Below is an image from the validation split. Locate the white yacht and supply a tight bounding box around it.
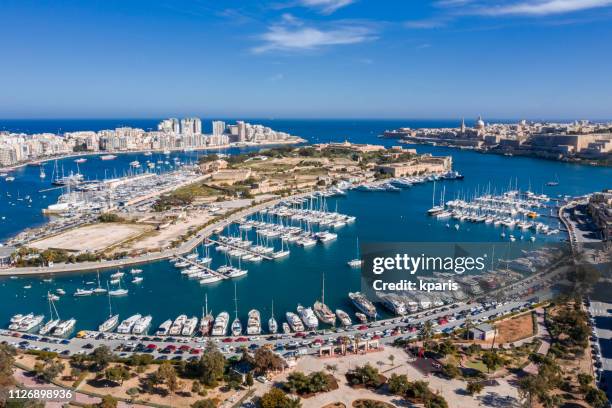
[131,276,144,284]
[132,315,153,335]
[335,309,352,326]
[156,319,173,336]
[110,271,124,279]
[286,312,304,332]
[246,309,261,335]
[74,288,93,297]
[169,315,187,336]
[297,305,318,330]
[98,314,119,333]
[348,292,377,319]
[282,322,291,334]
[130,268,143,274]
[117,314,141,334]
[52,318,76,337]
[212,312,229,336]
[181,317,198,336]
[268,300,278,334]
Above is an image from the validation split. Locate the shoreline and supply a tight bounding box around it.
[0,191,313,277]
[0,138,305,173]
[396,137,612,167]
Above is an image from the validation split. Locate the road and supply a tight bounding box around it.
[589,300,612,399]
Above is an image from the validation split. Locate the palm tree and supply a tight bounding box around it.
[419,321,433,349]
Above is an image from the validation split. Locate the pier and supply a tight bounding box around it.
[206,238,274,260]
[172,255,229,280]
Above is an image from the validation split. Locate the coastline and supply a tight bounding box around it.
[0,190,313,277]
[396,137,612,167]
[0,138,305,173]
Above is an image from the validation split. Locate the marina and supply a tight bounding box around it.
[1,121,610,339]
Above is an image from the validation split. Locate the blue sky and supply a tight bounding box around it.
[1,0,611,119]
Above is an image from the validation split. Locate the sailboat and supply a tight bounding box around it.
[347,237,363,267]
[39,166,46,179]
[199,294,214,336]
[92,271,107,294]
[546,173,560,186]
[313,273,336,325]
[427,181,445,215]
[268,300,278,334]
[39,293,61,335]
[231,284,242,336]
[99,283,119,332]
[109,278,128,296]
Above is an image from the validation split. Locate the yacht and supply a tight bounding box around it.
[156,319,173,336]
[74,288,93,297]
[282,322,291,334]
[110,271,124,279]
[199,273,222,285]
[117,314,142,334]
[132,315,152,335]
[297,305,319,330]
[52,318,76,337]
[212,312,229,336]
[381,296,407,315]
[39,319,60,336]
[130,268,143,274]
[131,276,144,284]
[169,315,187,336]
[335,309,352,326]
[349,292,377,319]
[231,285,242,336]
[109,279,128,297]
[100,154,117,161]
[181,317,198,336]
[246,310,261,335]
[98,314,119,333]
[92,271,107,294]
[355,312,368,323]
[74,158,87,164]
[347,259,363,268]
[286,312,305,332]
[313,301,336,325]
[17,314,45,332]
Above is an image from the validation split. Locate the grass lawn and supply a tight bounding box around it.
[464,359,488,373]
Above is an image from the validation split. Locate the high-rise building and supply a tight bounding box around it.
[212,121,226,137]
[181,117,202,135]
[237,121,247,142]
[158,118,180,134]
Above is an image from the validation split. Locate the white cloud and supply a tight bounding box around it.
[252,24,376,53]
[476,0,612,16]
[299,0,356,14]
[404,18,447,28]
[268,73,285,81]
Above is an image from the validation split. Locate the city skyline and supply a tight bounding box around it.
[1,0,612,119]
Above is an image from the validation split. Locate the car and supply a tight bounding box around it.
[222,338,234,343]
[83,343,94,349]
[256,376,268,383]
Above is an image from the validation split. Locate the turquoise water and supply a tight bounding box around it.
[0,119,610,333]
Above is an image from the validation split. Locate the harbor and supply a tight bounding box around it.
[1,123,610,340]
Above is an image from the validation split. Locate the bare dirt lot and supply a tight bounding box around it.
[30,223,153,252]
[495,313,536,344]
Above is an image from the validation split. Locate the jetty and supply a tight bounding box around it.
[206,238,273,261]
[172,255,229,280]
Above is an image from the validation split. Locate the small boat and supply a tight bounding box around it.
[355,312,368,323]
[74,288,93,297]
[335,309,352,326]
[74,158,87,164]
[268,300,278,334]
[282,322,291,334]
[100,154,117,161]
[156,319,173,336]
[131,277,143,284]
[130,268,143,274]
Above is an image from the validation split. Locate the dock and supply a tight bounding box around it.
[206,238,274,261]
[173,255,229,280]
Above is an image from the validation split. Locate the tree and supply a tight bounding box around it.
[388,354,395,366]
[157,362,179,393]
[388,373,410,396]
[585,386,609,408]
[0,343,16,387]
[197,341,226,387]
[69,367,82,380]
[245,372,254,389]
[517,375,541,408]
[191,399,218,408]
[98,394,118,408]
[324,364,337,375]
[92,345,114,371]
[34,360,65,382]
[253,347,284,375]
[466,381,484,395]
[348,364,380,388]
[481,350,503,373]
[105,365,131,385]
[260,388,302,408]
[419,321,434,347]
[441,363,460,379]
